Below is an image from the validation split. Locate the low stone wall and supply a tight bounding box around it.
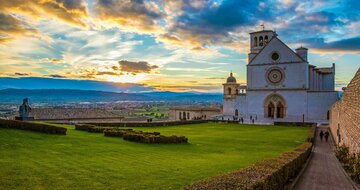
[330,68,360,154]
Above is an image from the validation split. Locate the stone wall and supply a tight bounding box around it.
[330,68,360,153]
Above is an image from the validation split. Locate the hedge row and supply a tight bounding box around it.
[335,145,360,183]
[74,124,94,131]
[185,142,312,190]
[0,119,67,135]
[274,122,315,127]
[75,124,118,133]
[85,120,207,127]
[104,128,188,144]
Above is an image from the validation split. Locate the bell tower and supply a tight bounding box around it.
[248,29,277,62]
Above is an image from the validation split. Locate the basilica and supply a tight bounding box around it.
[221,29,338,123]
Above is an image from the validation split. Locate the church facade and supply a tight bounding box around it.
[222,30,338,123]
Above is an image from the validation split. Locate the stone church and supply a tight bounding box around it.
[222,29,338,123]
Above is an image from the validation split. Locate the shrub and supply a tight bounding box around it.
[0,119,66,135]
[75,124,94,131]
[103,128,188,144]
[85,120,207,128]
[185,142,312,190]
[335,145,350,163]
[335,145,360,183]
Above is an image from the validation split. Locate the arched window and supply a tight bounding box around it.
[183,112,186,120]
[187,112,190,119]
[259,36,264,46]
[264,35,268,44]
[235,89,239,95]
[254,37,258,47]
[235,109,239,116]
[228,87,232,95]
[327,110,330,120]
[179,112,182,120]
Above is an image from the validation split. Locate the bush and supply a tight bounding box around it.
[104,128,188,144]
[335,145,360,183]
[185,142,312,190]
[75,124,95,131]
[85,120,207,128]
[0,119,66,135]
[336,145,350,163]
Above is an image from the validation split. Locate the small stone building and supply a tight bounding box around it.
[330,68,360,153]
[169,107,221,121]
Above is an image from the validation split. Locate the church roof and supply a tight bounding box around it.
[249,30,275,34]
[248,36,306,65]
[317,67,334,74]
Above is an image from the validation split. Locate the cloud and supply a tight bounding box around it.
[118,60,158,74]
[15,72,29,76]
[94,0,164,33]
[159,0,274,50]
[302,37,360,53]
[0,0,89,28]
[96,71,122,76]
[46,74,67,78]
[40,58,65,63]
[0,13,39,43]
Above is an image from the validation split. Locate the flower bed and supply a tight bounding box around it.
[0,119,66,135]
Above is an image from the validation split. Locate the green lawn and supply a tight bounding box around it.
[0,123,309,190]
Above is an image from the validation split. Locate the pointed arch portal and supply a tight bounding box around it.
[264,94,286,119]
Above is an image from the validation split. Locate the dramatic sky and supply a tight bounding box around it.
[0,0,359,92]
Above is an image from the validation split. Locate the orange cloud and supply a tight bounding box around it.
[0,0,88,28]
[94,0,164,33]
[0,13,40,43]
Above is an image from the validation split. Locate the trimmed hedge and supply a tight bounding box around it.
[74,124,95,131]
[75,124,115,133]
[335,145,360,183]
[274,122,315,127]
[185,142,312,190]
[104,128,188,144]
[85,120,207,128]
[0,119,66,135]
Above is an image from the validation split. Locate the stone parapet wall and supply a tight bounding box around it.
[330,68,360,153]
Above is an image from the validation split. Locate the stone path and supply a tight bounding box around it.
[294,126,358,190]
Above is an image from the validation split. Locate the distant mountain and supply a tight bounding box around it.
[0,89,223,104]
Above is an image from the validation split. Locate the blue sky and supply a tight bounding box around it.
[0,0,359,92]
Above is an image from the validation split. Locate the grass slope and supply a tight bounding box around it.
[0,123,308,190]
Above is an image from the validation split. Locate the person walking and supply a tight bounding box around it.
[325,131,330,142]
[319,130,324,141]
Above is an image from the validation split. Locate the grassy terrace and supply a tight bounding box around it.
[0,122,309,190]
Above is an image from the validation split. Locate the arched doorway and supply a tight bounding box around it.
[264,94,286,119]
[276,102,285,118]
[183,112,186,120]
[179,112,182,120]
[228,87,232,95]
[267,102,275,118]
[235,109,239,116]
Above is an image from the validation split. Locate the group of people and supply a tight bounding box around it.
[319,130,330,142]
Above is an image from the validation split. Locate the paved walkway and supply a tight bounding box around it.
[294,126,358,190]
